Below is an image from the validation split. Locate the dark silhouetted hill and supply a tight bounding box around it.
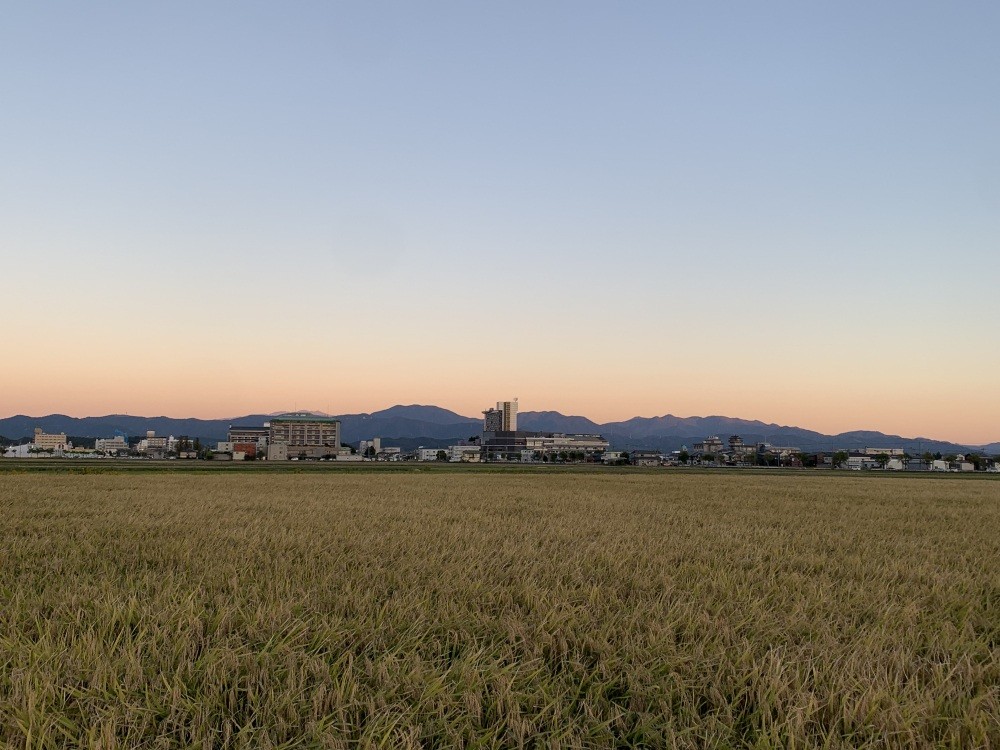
[0,406,990,455]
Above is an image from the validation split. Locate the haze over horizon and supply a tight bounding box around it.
[2,400,997,448]
[2,3,998,445]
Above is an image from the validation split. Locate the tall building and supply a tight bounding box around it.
[499,399,517,431]
[483,399,517,432]
[483,408,503,432]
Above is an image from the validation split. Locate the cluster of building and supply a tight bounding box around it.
[2,428,186,459]
[2,401,614,464]
[675,436,996,472]
[478,399,610,462]
[5,412,998,472]
[218,401,611,464]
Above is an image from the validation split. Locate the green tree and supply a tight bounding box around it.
[875,453,890,469]
[832,450,849,469]
[436,450,448,462]
[678,450,689,464]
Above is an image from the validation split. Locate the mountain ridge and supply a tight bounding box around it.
[0,406,993,455]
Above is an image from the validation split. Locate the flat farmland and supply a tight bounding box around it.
[0,472,997,749]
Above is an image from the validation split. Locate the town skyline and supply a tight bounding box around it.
[1,397,997,449]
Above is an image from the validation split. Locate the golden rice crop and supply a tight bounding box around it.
[0,471,997,748]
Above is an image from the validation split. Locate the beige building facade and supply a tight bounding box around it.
[267,413,341,459]
[33,428,68,451]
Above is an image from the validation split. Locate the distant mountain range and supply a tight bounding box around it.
[1,406,996,455]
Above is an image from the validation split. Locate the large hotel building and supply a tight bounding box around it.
[265,413,342,460]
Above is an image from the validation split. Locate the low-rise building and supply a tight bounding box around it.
[228,426,268,455]
[847,455,879,470]
[449,445,482,462]
[231,442,259,458]
[727,435,755,459]
[693,436,724,454]
[630,450,661,466]
[32,428,68,451]
[135,431,174,457]
[416,448,444,461]
[359,438,382,457]
[95,436,129,453]
[482,431,609,461]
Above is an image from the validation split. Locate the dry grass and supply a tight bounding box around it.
[0,472,997,748]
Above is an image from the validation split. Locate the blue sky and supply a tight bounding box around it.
[1,2,998,441]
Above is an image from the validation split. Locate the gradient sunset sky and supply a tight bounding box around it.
[2,2,998,444]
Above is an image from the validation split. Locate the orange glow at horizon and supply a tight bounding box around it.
[4,359,998,446]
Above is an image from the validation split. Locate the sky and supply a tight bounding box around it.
[1,2,998,443]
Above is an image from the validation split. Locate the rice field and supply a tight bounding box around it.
[0,471,997,748]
